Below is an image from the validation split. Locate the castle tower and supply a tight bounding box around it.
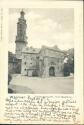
[15,10,27,58]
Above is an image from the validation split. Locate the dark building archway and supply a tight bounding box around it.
[32,70,38,77]
[49,67,55,76]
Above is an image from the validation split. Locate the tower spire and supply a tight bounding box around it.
[20,9,25,18]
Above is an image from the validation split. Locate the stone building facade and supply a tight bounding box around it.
[15,10,65,77]
[8,52,21,74]
[21,46,65,77]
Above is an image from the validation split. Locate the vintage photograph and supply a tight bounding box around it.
[8,8,74,94]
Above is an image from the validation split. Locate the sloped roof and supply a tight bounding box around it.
[41,45,65,54]
[22,46,40,54]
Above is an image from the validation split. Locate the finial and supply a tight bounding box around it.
[20,9,25,17]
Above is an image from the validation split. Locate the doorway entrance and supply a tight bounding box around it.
[49,67,55,76]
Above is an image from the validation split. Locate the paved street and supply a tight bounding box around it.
[9,74,74,94]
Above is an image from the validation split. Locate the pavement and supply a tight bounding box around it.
[8,74,74,94]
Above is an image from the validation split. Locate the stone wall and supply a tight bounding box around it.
[39,48,64,77]
[21,52,39,76]
[21,47,65,77]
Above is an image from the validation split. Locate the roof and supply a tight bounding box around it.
[22,45,66,55]
[40,45,65,54]
[22,47,40,54]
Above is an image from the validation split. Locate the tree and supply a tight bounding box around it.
[63,62,70,76]
[63,55,74,76]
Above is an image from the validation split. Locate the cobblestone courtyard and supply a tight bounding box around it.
[9,74,74,94]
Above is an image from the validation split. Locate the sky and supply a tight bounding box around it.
[9,8,74,53]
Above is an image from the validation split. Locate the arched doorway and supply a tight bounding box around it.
[49,67,55,76]
[32,70,38,77]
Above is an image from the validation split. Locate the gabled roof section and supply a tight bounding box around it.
[22,46,40,54]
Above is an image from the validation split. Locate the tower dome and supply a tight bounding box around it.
[20,10,25,18]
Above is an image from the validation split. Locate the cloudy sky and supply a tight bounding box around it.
[9,8,74,53]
